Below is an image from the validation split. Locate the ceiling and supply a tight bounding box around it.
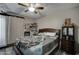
[0,3,79,19]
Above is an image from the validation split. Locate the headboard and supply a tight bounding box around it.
[39,28,59,33]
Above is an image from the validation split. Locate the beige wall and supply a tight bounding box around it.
[36,7,79,29]
[36,7,79,43]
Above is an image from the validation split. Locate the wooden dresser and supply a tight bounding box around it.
[61,26,75,54]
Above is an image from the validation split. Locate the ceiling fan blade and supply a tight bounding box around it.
[36,7,44,10]
[18,3,27,7]
[25,9,29,12]
[34,11,38,14]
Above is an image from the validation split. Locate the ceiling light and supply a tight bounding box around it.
[28,7,35,12]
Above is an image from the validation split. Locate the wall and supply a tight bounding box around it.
[36,7,79,29]
[36,7,79,43]
[8,17,35,44]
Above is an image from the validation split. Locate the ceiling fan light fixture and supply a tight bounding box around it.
[28,7,35,12]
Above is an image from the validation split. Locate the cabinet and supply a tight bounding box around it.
[61,26,75,54]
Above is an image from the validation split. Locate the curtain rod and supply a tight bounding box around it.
[0,13,25,19]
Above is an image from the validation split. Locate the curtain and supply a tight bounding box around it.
[0,15,7,47]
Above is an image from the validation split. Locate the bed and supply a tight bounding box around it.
[14,28,60,55]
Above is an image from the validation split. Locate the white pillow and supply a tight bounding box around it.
[44,32,56,36]
[39,32,56,36]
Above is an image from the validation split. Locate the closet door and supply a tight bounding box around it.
[0,15,7,47]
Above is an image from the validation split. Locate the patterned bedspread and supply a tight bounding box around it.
[16,36,59,55]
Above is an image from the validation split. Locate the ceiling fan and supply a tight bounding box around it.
[18,3,44,14]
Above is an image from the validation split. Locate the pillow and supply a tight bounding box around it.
[44,32,56,36]
[39,32,56,36]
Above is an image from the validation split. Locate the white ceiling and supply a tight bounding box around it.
[0,3,79,19]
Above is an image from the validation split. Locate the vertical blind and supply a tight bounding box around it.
[0,15,7,47]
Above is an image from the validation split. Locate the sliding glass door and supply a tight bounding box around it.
[0,15,7,47]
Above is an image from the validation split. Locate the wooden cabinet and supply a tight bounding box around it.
[61,26,75,54]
